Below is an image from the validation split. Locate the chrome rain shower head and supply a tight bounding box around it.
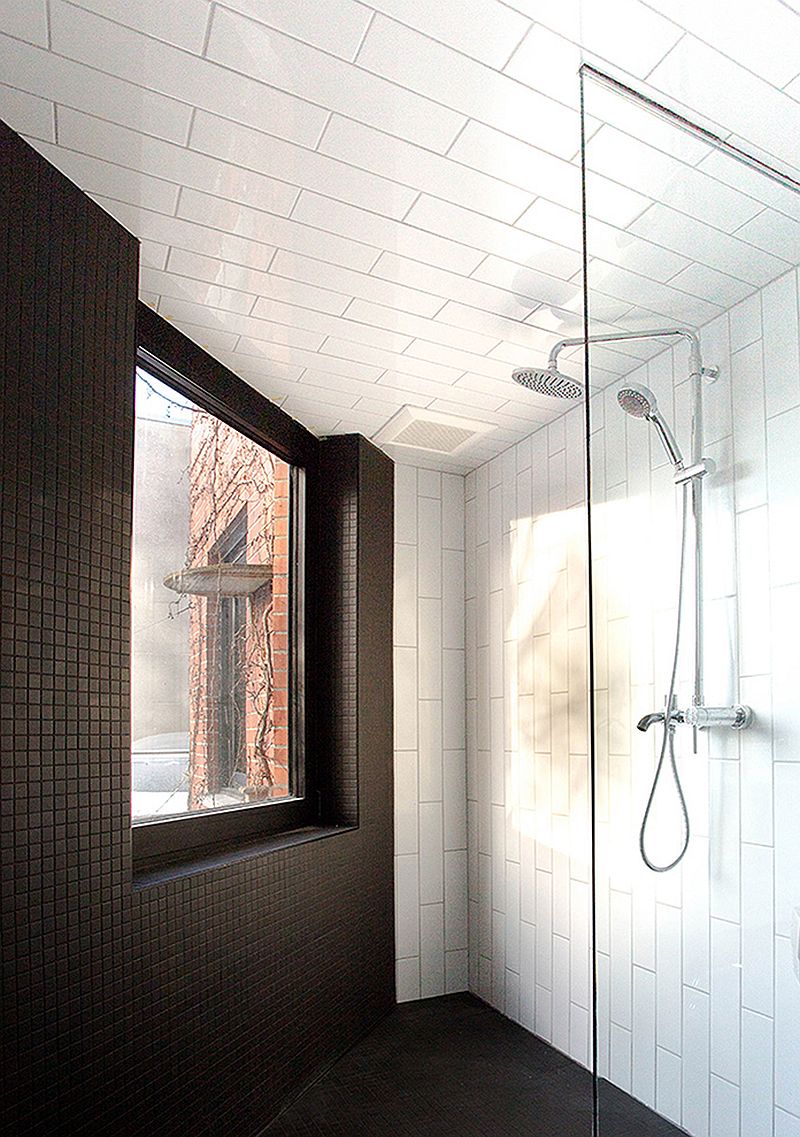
[511,366,583,399]
[617,381,684,469]
[513,327,704,408]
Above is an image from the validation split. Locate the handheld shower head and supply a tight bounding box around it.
[512,365,583,399]
[617,382,684,469]
[617,383,658,419]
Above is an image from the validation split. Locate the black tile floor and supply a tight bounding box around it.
[263,994,687,1137]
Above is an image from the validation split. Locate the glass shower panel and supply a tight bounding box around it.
[582,68,800,1137]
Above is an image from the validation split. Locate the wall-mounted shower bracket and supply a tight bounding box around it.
[702,365,720,382]
[674,457,715,485]
[682,704,753,730]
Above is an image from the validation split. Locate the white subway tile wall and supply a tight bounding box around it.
[394,464,468,1000]
[465,407,592,1057]
[461,266,800,1137]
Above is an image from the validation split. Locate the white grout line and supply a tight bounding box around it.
[311,110,334,154]
[350,7,376,65]
[466,253,490,281]
[398,191,422,224]
[642,29,687,84]
[183,105,198,149]
[498,18,533,75]
[286,186,304,221]
[200,2,216,59]
[365,247,385,274]
[442,115,473,158]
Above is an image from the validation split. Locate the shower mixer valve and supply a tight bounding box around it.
[682,703,753,730]
[637,701,753,733]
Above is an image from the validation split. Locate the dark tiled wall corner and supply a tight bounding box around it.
[0,124,395,1136]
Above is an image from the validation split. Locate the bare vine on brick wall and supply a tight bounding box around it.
[186,412,281,810]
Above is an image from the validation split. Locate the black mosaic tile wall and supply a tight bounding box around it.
[0,123,395,1136]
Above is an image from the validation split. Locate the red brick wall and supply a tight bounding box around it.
[186,411,290,809]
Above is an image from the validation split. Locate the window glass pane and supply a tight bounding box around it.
[131,367,296,821]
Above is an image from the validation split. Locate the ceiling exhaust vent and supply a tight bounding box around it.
[373,405,490,455]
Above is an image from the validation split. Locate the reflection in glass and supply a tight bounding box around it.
[583,66,800,1137]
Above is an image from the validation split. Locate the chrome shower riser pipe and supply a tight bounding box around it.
[684,335,709,748]
[545,326,702,372]
[690,359,704,751]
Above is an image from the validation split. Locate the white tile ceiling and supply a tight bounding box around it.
[2,0,800,471]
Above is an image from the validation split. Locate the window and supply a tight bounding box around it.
[130,304,387,876]
[131,345,311,866]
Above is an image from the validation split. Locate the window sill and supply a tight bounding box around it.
[132,822,357,890]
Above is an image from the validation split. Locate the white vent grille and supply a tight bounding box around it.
[373,405,489,454]
[391,419,475,453]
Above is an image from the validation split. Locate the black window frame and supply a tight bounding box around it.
[132,305,321,872]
